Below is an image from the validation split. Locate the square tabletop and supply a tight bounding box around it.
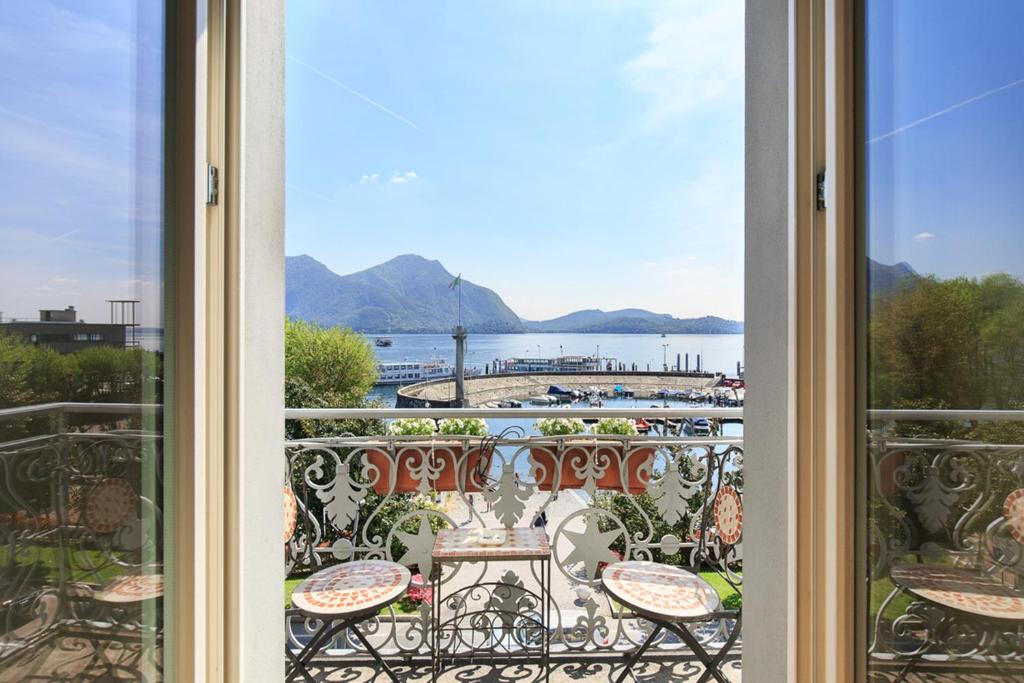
[432,527,551,562]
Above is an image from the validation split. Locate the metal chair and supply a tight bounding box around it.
[286,560,411,683]
[887,487,1024,682]
[601,451,742,683]
[284,468,414,683]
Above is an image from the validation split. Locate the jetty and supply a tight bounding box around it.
[396,370,720,408]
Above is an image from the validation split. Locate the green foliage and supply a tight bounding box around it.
[591,491,699,565]
[533,417,586,436]
[0,331,159,410]
[387,417,437,436]
[437,417,488,436]
[285,317,378,407]
[593,417,639,436]
[869,272,1024,409]
[284,318,383,440]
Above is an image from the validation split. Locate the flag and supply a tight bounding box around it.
[448,274,462,289]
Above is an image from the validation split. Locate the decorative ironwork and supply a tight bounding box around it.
[284,411,744,666]
[866,422,1024,674]
[0,405,164,680]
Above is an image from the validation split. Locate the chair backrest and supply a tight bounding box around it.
[987,487,1024,582]
[691,444,743,597]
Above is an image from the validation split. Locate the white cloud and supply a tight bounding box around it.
[623,0,744,129]
[389,170,419,184]
[359,173,379,184]
[913,231,935,241]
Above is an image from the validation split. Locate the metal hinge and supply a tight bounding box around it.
[815,169,827,211]
[207,164,219,206]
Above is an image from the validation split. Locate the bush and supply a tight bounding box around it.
[285,318,377,407]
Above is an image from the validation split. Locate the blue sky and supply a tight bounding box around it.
[0,1,164,326]
[866,1,1024,280]
[286,1,745,320]
[2,2,1021,328]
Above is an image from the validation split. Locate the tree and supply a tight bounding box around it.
[284,318,378,408]
[869,276,981,408]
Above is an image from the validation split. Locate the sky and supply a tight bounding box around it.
[285,1,746,321]
[2,2,1021,328]
[865,1,1024,280]
[0,1,164,327]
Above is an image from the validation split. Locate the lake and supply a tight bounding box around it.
[367,332,744,375]
[367,332,744,408]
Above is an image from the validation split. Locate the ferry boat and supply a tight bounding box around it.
[375,360,478,385]
[497,355,607,374]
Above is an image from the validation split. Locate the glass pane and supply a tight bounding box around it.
[0,2,169,679]
[861,1,1024,679]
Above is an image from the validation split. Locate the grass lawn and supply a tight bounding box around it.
[700,571,742,609]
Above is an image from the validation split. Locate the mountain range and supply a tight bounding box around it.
[285,254,745,334]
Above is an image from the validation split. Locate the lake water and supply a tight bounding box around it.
[368,332,744,375]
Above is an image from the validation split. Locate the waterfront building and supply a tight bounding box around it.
[0,306,127,353]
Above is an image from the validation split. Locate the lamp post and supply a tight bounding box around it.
[662,343,669,372]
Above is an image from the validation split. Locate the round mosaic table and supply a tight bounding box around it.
[891,564,1024,621]
[601,560,720,622]
[291,560,411,618]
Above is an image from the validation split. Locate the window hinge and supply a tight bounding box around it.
[207,164,219,206]
[815,169,827,211]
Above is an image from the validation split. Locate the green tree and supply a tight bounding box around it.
[0,331,34,408]
[284,318,377,408]
[869,276,981,408]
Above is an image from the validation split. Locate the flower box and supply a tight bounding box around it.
[364,442,492,494]
[530,440,653,493]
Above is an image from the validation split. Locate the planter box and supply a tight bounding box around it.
[530,440,653,493]
[365,442,491,494]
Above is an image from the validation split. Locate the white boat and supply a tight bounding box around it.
[375,359,474,385]
[529,395,557,405]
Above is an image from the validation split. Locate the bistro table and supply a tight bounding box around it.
[430,527,551,681]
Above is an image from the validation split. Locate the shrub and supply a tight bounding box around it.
[534,416,586,436]
[285,318,377,407]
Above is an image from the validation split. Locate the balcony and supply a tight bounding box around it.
[284,407,743,682]
[1,404,1022,681]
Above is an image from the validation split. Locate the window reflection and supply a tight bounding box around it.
[0,2,168,680]
[862,1,1024,679]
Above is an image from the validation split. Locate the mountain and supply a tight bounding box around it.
[286,254,524,333]
[523,309,743,334]
[868,258,918,296]
[286,254,744,334]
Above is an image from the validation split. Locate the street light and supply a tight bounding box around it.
[662,343,669,372]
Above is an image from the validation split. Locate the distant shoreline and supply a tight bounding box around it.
[361,330,744,335]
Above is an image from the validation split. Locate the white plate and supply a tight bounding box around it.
[477,530,507,546]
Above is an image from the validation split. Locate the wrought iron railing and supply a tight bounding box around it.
[284,407,744,662]
[865,410,1024,667]
[0,402,163,675]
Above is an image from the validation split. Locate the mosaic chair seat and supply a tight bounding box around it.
[284,479,413,683]
[602,476,742,683]
[886,487,1024,682]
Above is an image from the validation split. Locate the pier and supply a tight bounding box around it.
[396,370,720,408]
